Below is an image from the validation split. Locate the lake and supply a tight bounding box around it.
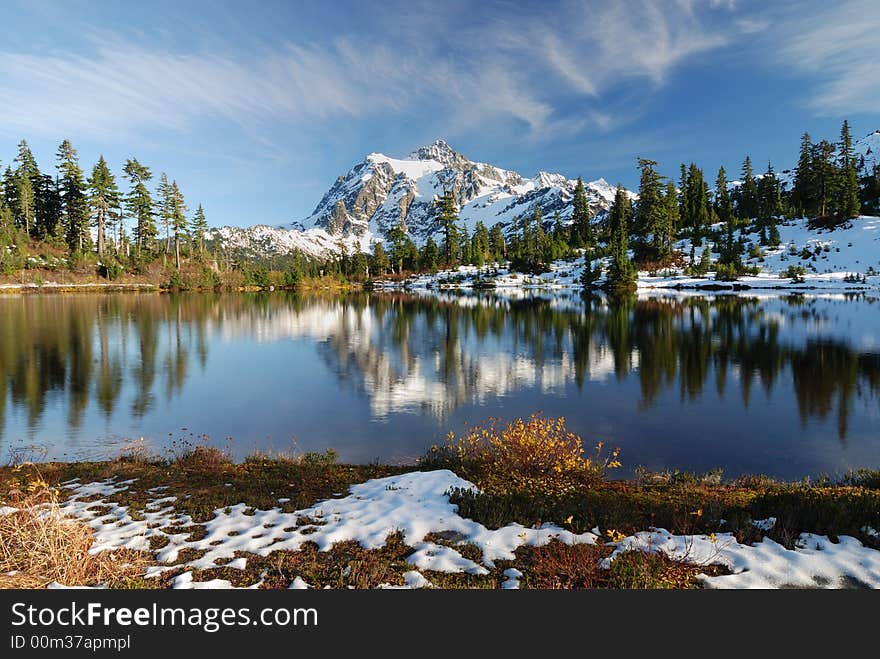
[0,290,878,479]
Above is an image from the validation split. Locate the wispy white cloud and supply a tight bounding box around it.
[769,0,880,116]
[0,0,750,142]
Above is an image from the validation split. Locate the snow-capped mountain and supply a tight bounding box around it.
[208,139,622,259]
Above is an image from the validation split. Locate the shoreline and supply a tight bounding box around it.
[2,454,878,590]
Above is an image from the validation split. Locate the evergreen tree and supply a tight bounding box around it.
[34,174,62,239]
[634,158,665,260]
[56,140,90,253]
[12,140,39,237]
[123,159,157,259]
[190,204,208,256]
[662,181,679,254]
[686,163,709,245]
[814,140,837,218]
[793,132,815,217]
[157,173,173,255]
[372,241,390,275]
[605,185,636,290]
[678,163,688,226]
[838,120,860,219]
[471,221,490,267]
[757,161,781,222]
[387,220,407,274]
[739,156,758,220]
[170,180,187,269]
[488,223,505,262]
[714,166,733,226]
[433,189,459,266]
[571,177,591,248]
[87,155,120,257]
[420,236,439,271]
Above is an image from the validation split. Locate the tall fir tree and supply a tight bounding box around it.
[170,180,187,269]
[838,120,860,218]
[56,140,90,253]
[433,189,460,266]
[372,241,389,275]
[123,158,157,259]
[739,156,758,221]
[634,158,665,260]
[87,156,120,257]
[714,166,733,226]
[686,163,709,245]
[571,177,591,248]
[814,140,837,218]
[793,132,815,217]
[34,174,62,239]
[157,173,173,255]
[13,140,39,237]
[606,185,636,290]
[488,223,505,262]
[190,204,208,256]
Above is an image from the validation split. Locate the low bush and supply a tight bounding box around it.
[434,414,620,495]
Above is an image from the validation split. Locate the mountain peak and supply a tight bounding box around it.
[408,139,465,165]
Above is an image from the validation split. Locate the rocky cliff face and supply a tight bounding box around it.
[298,138,618,244]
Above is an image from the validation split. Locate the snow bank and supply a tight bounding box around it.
[57,470,880,589]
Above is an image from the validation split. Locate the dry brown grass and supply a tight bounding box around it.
[0,464,148,589]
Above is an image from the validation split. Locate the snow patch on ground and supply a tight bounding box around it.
[55,471,880,589]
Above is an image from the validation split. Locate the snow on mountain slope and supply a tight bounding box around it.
[208,131,879,261]
[298,138,621,241]
[209,139,623,258]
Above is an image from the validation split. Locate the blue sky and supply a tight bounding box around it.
[1,0,878,228]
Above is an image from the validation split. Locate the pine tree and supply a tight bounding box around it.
[12,140,39,237]
[472,221,489,267]
[387,220,407,274]
[433,189,459,266]
[686,163,709,245]
[420,236,439,271]
[87,156,120,257]
[190,204,208,256]
[714,167,733,226]
[571,177,591,248]
[170,181,187,269]
[157,173,173,255]
[793,132,815,217]
[634,158,665,261]
[35,174,62,239]
[488,223,505,262]
[757,161,781,222]
[606,185,636,290]
[372,241,390,275]
[661,180,679,258]
[838,120,860,219]
[739,156,758,221]
[123,159,157,259]
[814,140,837,218]
[56,140,90,253]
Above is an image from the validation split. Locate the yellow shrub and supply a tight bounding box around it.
[445,414,620,495]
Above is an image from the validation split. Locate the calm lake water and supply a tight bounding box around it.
[1,290,878,479]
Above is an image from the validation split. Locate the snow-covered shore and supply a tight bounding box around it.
[373,216,880,293]
[31,470,880,590]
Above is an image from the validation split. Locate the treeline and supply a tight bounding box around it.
[598,120,878,290]
[0,139,208,279]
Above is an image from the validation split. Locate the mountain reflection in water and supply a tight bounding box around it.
[0,291,877,478]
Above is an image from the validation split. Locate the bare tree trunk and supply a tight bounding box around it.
[97,207,105,257]
[174,232,181,270]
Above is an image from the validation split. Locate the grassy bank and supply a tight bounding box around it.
[1,434,878,590]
